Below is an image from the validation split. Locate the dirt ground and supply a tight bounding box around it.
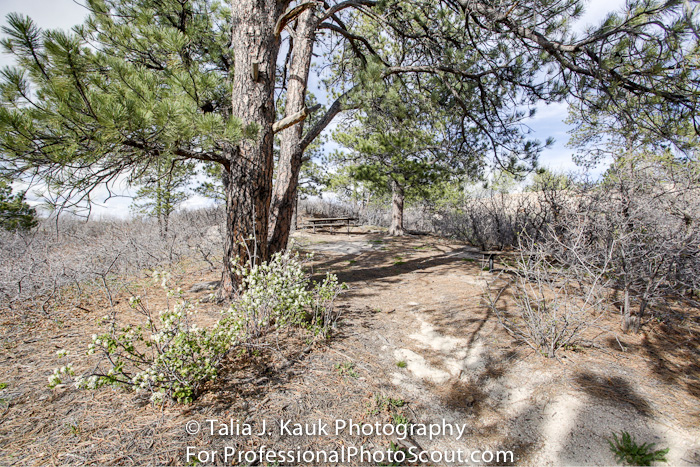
[1,226,699,465]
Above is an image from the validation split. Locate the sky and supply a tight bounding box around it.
[0,0,627,218]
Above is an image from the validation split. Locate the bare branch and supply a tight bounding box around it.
[122,140,228,166]
[300,90,357,156]
[318,0,377,23]
[272,106,310,133]
[275,2,319,36]
[318,22,387,65]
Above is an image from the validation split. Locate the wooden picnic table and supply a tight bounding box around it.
[302,217,359,234]
[306,217,358,223]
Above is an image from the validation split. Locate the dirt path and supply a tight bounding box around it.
[293,229,700,466]
[0,228,698,465]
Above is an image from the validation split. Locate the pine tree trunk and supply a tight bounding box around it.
[218,0,287,299]
[389,180,405,236]
[156,176,164,238]
[163,209,169,234]
[268,9,316,256]
[163,171,172,234]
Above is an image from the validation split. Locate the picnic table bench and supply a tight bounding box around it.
[300,217,359,234]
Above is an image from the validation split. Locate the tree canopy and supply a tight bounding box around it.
[1,0,699,295]
[0,0,240,213]
[130,156,193,235]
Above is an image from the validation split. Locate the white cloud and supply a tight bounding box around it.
[525,102,569,123]
[572,0,628,33]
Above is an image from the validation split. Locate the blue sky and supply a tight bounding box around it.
[0,0,626,217]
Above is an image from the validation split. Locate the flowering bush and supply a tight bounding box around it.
[50,251,345,403]
[51,272,235,403]
[309,273,346,337]
[231,250,346,340]
[233,251,312,338]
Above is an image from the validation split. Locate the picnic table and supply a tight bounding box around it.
[301,217,359,234]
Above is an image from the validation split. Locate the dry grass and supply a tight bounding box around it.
[1,227,699,465]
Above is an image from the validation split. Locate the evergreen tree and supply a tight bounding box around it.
[1,0,699,297]
[0,179,38,231]
[0,0,244,294]
[130,158,194,235]
[332,79,481,235]
[527,169,573,192]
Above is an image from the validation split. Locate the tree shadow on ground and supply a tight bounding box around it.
[561,370,673,465]
[489,369,663,466]
[598,293,700,405]
[441,347,544,466]
[574,371,652,416]
[490,402,549,466]
[641,321,700,402]
[415,299,539,465]
[310,250,480,286]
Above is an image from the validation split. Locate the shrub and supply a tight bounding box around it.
[486,231,611,358]
[233,251,314,339]
[592,155,700,332]
[50,251,345,403]
[232,250,346,340]
[51,273,235,403]
[308,272,346,336]
[0,207,224,313]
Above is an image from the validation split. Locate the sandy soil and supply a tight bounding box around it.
[0,226,698,465]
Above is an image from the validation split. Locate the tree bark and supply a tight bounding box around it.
[268,88,357,255]
[219,0,287,298]
[389,180,405,236]
[268,8,316,257]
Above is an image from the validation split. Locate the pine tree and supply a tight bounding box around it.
[2,0,699,297]
[0,0,243,293]
[331,80,479,235]
[0,179,37,231]
[130,158,194,235]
